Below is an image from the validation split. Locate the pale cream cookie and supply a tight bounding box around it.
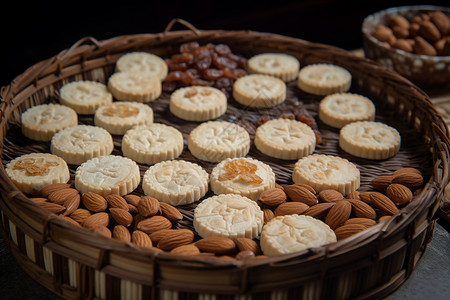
[6,153,70,195]
[232,74,286,108]
[170,86,227,121]
[122,123,184,165]
[21,104,78,142]
[94,101,153,135]
[75,155,140,196]
[319,93,375,128]
[254,118,316,160]
[59,80,113,114]
[194,194,264,240]
[188,121,250,162]
[51,125,114,165]
[339,121,401,160]
[115,52,168,81]
[260,214,336,256]
[248,53,300,82]
[292,154,360,195]
[210,157,276,201]
[297,64,352,95]
[142,160,209,205]
[108,71,162,102]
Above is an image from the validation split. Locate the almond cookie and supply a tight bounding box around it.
[6,153,70,195]
[21,104,78,142]
[122,123,184,164]
[142,160,209,205]
[232,74,286,108]
[59,81,113,114]
[248,53,300,82]
[107,71,162,102]
[339,121,401,160]
[188,121,250,162]
[94,101,153,135]
[194,194,264,240]
[75,155,140,196]
[170,86,227,121]
[318,93,375,128]
[254,118,316,160]
[115,52,168,81]
[51,125,114,165]
[210,157,276,200]
[297,64,352,95]
[260,214,336,256]
[292,154,360,195]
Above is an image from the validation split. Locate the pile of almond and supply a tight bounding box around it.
[371,10,450,56]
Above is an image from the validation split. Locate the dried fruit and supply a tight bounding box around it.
[136,216,172,234]
[284,184,318,206]
[318,189,344,202]
[274,202,309,216]
[195,237,236,255]
[334,224,367,240]
[83,212,109,229]
[157,229,194,251]
[325,200,352,230]
[259,188,287,206]
[369,192,399,215]
[137,196,160,217]
[82,192,108,212]
[303,202,335,220]
[347,199,377,220]
[109,208,133,227]
[218,158,263,184]
[386,183,413,205]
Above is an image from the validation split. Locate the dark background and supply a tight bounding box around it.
[2,0,449,88]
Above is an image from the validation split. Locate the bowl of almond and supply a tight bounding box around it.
[362,5,450,88]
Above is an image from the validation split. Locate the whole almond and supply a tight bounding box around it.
[414,36,437,56]
[372,24,396,44]
[359,192,376,204]
[303,202,335,220]
[259,188,287,206]
[378,215,392,223]
[369,192,399,215]
[63,193,81,216]
[263,208,275,224]
[105,194,129,210]
[284,184,318,206]
[82,192,108,212]
[236,250,256,260]
[409,22,420,37]
[157,229,194,251]
[138,196,160,217]
[346,190,360,200]
[334,224,367,240]
[131,230,153,249]
[83,212,109,229]
[386,183,413,205]
[392,39,413,52]
[388,15,410,29]
[113,225,131,242]
[429,11,450,36]
[419,20,441,42]
[40,183,71,197]
[38,202,66,214]
[392,172,423,189]
[170,244,201,255]
[344,218,377,228]
[295,183,316,194]
[370,175,393,192]
[318,189,344,202]
[274,202,309,216]
[159,202,183,222]
[70,208,92,224]
[59,215,81,227]
[30,197,48,204]
[195,237,236,255]
[150,229,176,244]
[92,226,112,238]
[48,188,79,205]
[124,194,141,207]
[127,204,138,215]
[325,200,351,230]
[236,237,261,255]
[136,215,172,234]
[392,26,410,39]
[347,199,377,220]
[109,208,133,227]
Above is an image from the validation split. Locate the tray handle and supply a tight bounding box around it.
[164,18,201,36]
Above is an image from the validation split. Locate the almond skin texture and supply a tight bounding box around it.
[38,202,66,214]
[303,202,335,220]
[63,193,80,216]
[59,215,81,227]
[48,188,79,205]
[347,199,377,220]
[195,237,236,255]
[40,183,71,197]
[388,15,410,29]
[82,192,108,212]
[284,184,318,206]
[393,167,422,176]
[414,36,437,56]
[138,196,160,217]
[344,218,377,228]
[70,208,92,224]
[263,208,275,224]
[386,183,413,205]
[83,212,109,229]
[369,192,399,215]
[131,230,153,249]
[105,194,129,210]
[370,175,393,192]
[109,208,133,227]
[359,192,376,204]
[159,202,183,222]
[335,224,367,240]
[418,20,441,42]
[170,244,201,255]
[318,189,344,202]
[392,39,413,52]
[124,194,141,207]
[92,226,112,238]
[274,202,309,216]
[325,200,352,230]
[236,237,261,255]
[150,229,176,244]
[430,11,450,36]
[113,225,131,242]
[157,229,194,251]
[392,172,423,190]
[259,188,287,206]
[136,215,172,234]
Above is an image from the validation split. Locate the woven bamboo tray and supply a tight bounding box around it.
[1,19,450,299]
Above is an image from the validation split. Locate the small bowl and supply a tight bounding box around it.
[362,5,450,88]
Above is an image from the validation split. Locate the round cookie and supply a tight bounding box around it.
[142,160,209,206]
[254,118,316,160]
[21,104,78,142]
[170,86,227,121]
[232,74,286,108]
[51,125,114,165]
[297,64,352,95]
[59,80,113,114]
[108,71,162,102]
[122,123,184,165]
[188,121,250,162]
[339,121,401,160]
[319,93,375,128]
[292,154,360,195]
[210,157,276,201]
[6,153,70,195]
[75,155,140,196]
[115,52,168,81]
[260,215,336,256]
[94,101,153,135]
[248,53,300,82]
[194,194,264,240]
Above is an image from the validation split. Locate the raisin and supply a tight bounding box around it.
[166,60,188,71]
[192,78,214,86]
[212,54,238,69]
[193,46,211,59]
[171,53,194,63]
[256,115,272,126]
[214,77,232,89]
[203,68,223,80]
[215,44,231,56]
[223,68,247,79]
[180,42,199,53]
[280,113,295,120]
[162,82,177,92]
[165,71,184,82]
[194,55,212,71]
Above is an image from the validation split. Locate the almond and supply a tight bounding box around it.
[344,218,377,228]
[105,194,129,210]
[369,192,399,215]
[112,225,131,242]
[303,202,335,220]
[284,184,318,206]
[157,229,194,251]
[392,39,413,52]
[30,197,48,204]
[109,208,133,227]
[38,201,66,214]
[259,188,287,206]
[372,24,396,44]
[347,199,377,220]
[359,191,376,204]
[325,200,351,230]
[59,215,81,227]
[170,244,201,255]
[236,237,261,255]
[318,189,344,202]
[393,167,422,177]
[334,224,367,240]
[195,237,236,255]
[263,208,275,224]
[274,202,309,216]
[159,202,183,222]
[150,229,175,244]
[386,183,413,205]
[63,193,80,216]
[346,190,360,200]
[388,15,410,29]
[82,212,109,229]
[370,175,393,192]
[378,215,392,223]
[69,208,92,224]
[127,204,139,215]
[392,26,410,39]
[414,36,437,56]
[40,183,71,197]
[429,11,450,36]
[47,188,79,205]
[136,215,172,234]
[131,230,153,249]
[236,250,256,260]
[392,172,423,190]
[418,20,441,42]
[82,192,108,212]
[295,183,316,194]
[92,226,112,238]
[137,196,160,217]
[124,194,141,207]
